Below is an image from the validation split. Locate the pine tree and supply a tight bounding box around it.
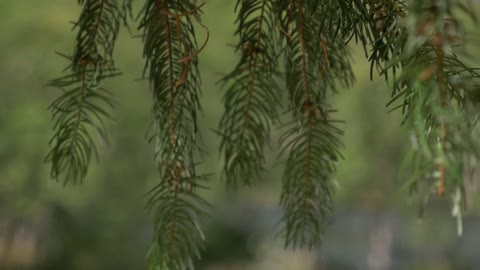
[45,0,480,268]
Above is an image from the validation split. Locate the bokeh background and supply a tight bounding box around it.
[1,1,480,269]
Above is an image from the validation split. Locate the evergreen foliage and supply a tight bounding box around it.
[45,0,480,268]
[218,0,281,189]
[138,1,210,268]
[46,0,129,184]
[275,0,355,249]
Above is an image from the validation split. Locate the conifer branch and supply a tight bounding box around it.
[360,0,407,82]
[386,0,480,232]
[218,0,281,188]
[42,1,480,267]
[46,0,126,184]
[276,0,354,249]
[139,1,210,268]
[435,45,448,197]
[120,0,135,29]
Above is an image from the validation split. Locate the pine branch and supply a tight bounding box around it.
[387,0,480,234]
[46,0,125,184]
[434,45,448,197]
[41,0,480,266]
[276,0,353,249]
[120,0,135,30]
[218,0,281,189]
[139,1,210,268]
[348,0,407,82]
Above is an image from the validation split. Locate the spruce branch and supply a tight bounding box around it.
[40,0,480,267]
[120,0,135,30]
[276,0,354,249]
[139,0,210,268]
[348,1,480,231]
[218,0,281,189]
[349,0,408,82]
[387,0,480,234]
[46,0,126,184]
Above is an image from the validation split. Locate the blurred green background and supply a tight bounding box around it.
[1,1,480,269]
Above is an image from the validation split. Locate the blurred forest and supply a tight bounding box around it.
[1,1,480,269]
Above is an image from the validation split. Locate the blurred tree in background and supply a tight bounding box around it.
[1,0,480,270]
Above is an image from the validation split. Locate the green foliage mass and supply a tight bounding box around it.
[28,0,480,269]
